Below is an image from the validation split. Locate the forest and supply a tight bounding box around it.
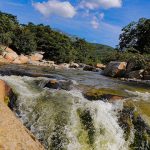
[0,11,150,67]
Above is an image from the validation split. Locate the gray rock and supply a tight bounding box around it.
[103,61,127,77]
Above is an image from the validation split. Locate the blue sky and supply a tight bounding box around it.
[0,0,150,47]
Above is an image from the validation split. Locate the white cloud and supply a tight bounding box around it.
[90,13,104,29]
[99,13,104,19]
[33,0,76,18]
[79,0,122,9]
[91,17,100,29]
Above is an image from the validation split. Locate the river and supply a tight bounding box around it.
[0,67,150,150]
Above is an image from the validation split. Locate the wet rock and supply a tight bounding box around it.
[78,63,86,68]
[69,62,79,68]
[0,80,16,109]
[126,69,144,79]
[84,88,125,102]
[118,102,150,149]
[0,64,58,78]
[96,63,106,70]
[83,65,97,72]
[45,79,73,91]
[103,61,127,77]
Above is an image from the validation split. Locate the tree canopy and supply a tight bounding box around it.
[0,11,115,64]
[119,18,150,54]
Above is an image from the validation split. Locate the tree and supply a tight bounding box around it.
[119,18,150,54]
[10,26,37,54]
[0,11,18,49]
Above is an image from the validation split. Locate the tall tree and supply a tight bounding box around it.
[119,18,150,54]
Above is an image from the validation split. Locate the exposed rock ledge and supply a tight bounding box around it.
[0,80,44,150]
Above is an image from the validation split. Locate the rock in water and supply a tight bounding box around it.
[84,88,125,102]
[45,79,73,91]
[118,102,150,149]
[83,65,97,72]
[104,61,127,77]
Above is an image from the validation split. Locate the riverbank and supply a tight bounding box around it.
[0,68,150,149]
[0,80,44,150]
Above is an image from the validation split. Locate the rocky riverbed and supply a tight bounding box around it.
[0,64,150,150]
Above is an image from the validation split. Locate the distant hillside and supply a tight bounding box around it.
[0,10,115,65]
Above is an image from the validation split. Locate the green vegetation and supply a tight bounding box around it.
[0,11,149,66]
[119,18,150,54]
[0,11,114,64]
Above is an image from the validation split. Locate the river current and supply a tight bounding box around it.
[0,69,150,150]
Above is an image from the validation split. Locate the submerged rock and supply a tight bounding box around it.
[104,61,127,77]
[83,65,97,72]
[118,101,150,149]
[45,79,73,91]
[84,88,125,102]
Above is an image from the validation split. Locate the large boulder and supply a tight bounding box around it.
[1,46,18,62]
[45,79,73,91]
[0,55,10,64]
[19,54,29,64]
[126,70,144,79]
[30,53,43,61]
[4,51,18,62]
[0,80,44,150]
[13,58,22,64]
[104,61,127,77]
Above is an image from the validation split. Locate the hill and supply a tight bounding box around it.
[0,11,114,65]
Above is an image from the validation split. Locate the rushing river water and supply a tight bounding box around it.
[0,69,150,150]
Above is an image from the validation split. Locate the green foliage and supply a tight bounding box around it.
[11,26,37,54]
[0,11,115,64]
[119,18,150,54]
[0,11,18,46]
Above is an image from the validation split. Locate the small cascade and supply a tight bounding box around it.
[0,75,150,150]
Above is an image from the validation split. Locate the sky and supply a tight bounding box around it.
[0,0,150,47]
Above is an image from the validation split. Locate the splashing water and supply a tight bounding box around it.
[0,75,149,150]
